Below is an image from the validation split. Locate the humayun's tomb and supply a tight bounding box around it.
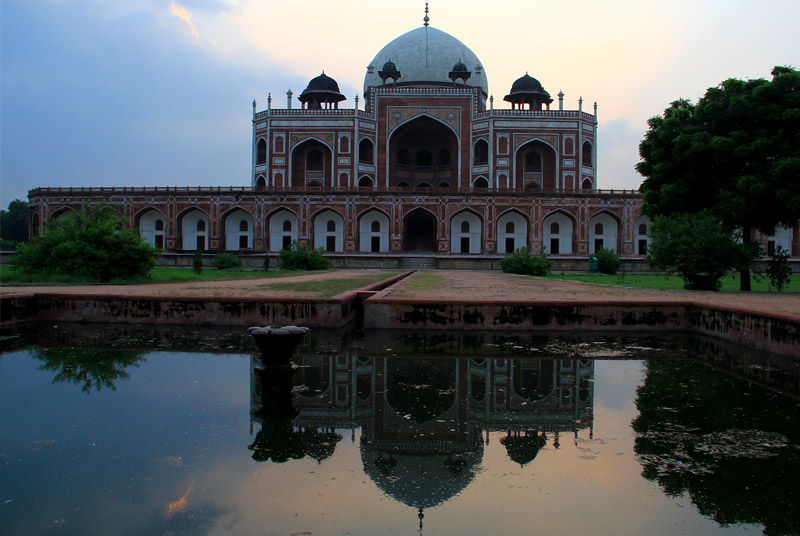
[25,16,797,269]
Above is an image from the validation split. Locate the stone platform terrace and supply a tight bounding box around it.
[1,269,799,356]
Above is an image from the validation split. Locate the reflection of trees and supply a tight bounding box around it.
[633,359,800,535]
[31,348,145,393]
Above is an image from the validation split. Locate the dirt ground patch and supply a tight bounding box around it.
[0,269,389,299]
[2,269,798,318]
[385,270,800,317]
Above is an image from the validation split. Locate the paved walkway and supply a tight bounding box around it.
[2,269,799,318]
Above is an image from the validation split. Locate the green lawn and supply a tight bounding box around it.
[262,272,403,298]
[541,272,800,293]
[401,272,448,292]
[0,265,327,286]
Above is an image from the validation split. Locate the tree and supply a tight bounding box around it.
[647,211,753,290]
[637,66,800,291]
[0,199,29,244]
[766,245,792,292]
[12,204,158,282]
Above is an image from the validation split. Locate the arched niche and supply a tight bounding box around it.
[497,211,528,254]
[389,116,458,189]
[313,210,344,252]
[268,209,298,251]
[588,212,619,253]
[359,210,390,252]
[224,209,254,250]
[451,211,482,254]
[542,211,574,255]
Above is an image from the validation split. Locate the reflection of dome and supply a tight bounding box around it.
[361,450,479,509]
[364,26,488,97]
[500,431,547,466]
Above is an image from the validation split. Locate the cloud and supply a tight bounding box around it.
[170,2,199,40]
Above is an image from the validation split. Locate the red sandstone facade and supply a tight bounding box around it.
[24,24,797,266]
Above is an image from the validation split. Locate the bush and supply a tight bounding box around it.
[263,254,270,271]
[594,247,621,275]
[500,247,552,276]
[647,211,756,291]
[278,240,330,270]
[212,252,242,270]
[766,245,791,292]
[12,204,158,282]
[192,250,204,274]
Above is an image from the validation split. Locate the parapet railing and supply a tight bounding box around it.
[28,185,641,196]
[254,108,596,122]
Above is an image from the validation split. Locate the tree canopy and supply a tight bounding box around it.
[0,199,29,245]
[637,66,800,290]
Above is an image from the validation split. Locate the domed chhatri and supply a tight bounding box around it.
[298,72,346,110]
[504,73,554,111]
[378,60,402,85]
[364,26,487,98]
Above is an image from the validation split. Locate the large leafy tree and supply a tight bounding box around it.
[637,66,800,291]
[12,204,158,282]
[0,199,29,244]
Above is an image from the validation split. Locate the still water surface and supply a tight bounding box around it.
[1,325,799,536]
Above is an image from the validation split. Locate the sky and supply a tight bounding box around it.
[1,0,798,208]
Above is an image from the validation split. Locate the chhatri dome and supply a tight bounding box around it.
[364,25,488,98]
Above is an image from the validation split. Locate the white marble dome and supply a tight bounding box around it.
[364,26,488,97]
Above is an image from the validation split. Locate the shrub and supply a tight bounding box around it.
[192,250,204,274]
[263,254,270,271]
[212,252,242,270]
[500,246,552,276]
[12,204,158,282]
[278,240,330,270]
[594,247,621,275]
[766,245,791,292]
[647,211,756,291]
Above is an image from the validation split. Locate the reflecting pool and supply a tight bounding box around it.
[1,324,799,536]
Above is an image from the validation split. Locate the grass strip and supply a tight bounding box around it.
[263,272,402,298]
[0,265,328,286]
[541,272,800,293]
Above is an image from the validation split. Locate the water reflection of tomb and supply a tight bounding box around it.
[249,338,594,511]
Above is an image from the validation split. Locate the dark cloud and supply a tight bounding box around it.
[0,2,303,207]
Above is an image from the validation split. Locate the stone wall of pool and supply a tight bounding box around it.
[1,271,798,357]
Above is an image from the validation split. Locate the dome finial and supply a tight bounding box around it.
[423,2,429,26]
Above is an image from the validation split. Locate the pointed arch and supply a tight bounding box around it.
[403,207,438,252]
[268,208,299,251]
[473,176,489,189]
[358,138,374,164]
[542,210,575,255]
[222,208,254,250]
[178,208,210,250]
[450,209,483,254]
[312,209,344,252]
[358,209,390,252]
[388,115,459,189]
[514,138,557,191]
[50,207,76,222]
[473,138,489,165]
[135,207,167,249]
[291,137,333,188]
[256,138,267,165]
[497,209,529,254]
[582,140,593,166]
[588,210,619,253]
[255,175,267,190]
